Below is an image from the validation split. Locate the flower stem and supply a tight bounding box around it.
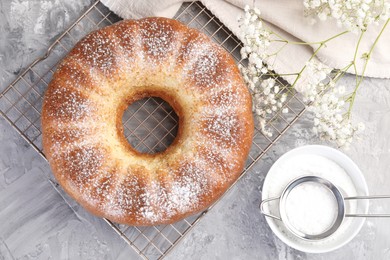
[333,63,354,83]
[278,30,350,89]
[270,30,349,45]
[290,42,325,88]
[266,42,288,57]
[265,72,300,77]
[352,30,366,85]
[347,18,390,117]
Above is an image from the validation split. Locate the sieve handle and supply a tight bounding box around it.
[260,197,282,221]
[344,195,390,218]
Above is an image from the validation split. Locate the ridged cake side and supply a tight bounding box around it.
[42,18,254,225]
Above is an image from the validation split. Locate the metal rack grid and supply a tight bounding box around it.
[0,1,308,259]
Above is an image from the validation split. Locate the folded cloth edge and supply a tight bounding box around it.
[100,0,389,85]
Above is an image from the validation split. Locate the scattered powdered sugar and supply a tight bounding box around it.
[137,160,210,223]
[105,160,210,223]
[108,173,139,214]
[47,127,90,157]
[203,148,238,174]
[55,61,108,97]
[60,145,104,187]
[169,176,201,210]
[92,174,113,199]
[191,49,218,87]
[53,141,118,207]
[46,87,95,121]
[44,18,251,224]
[170,162,208,208]
[209,83,242,108]
[138,18,177,65]
[74,29,119,76]
[202,111,240,147]
[112,22,143,72]
[181,36,231,91]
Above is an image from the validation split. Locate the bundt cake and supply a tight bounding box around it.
[42,17,254,225]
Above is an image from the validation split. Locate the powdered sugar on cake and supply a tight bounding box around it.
[42,18,253,225]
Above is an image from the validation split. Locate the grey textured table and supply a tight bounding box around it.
[1,1,390,259]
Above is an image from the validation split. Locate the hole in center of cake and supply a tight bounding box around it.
[122,97,179,154]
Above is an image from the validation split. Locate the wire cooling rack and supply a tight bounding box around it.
[0,1,308,259]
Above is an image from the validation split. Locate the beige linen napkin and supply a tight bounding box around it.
[101,0,390,82]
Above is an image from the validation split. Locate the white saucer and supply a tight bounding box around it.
[261,145,369,253]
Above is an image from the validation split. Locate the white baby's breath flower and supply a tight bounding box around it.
[293,58,364,148]
[239,6,291,137]
[299,60,332,102]
[238,4,369,146]
[304,0,390,32]
[308,83,364,148]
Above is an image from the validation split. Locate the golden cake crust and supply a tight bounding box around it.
[42,17,254,226]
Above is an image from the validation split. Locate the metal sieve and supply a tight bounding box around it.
[260,176,390,240]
